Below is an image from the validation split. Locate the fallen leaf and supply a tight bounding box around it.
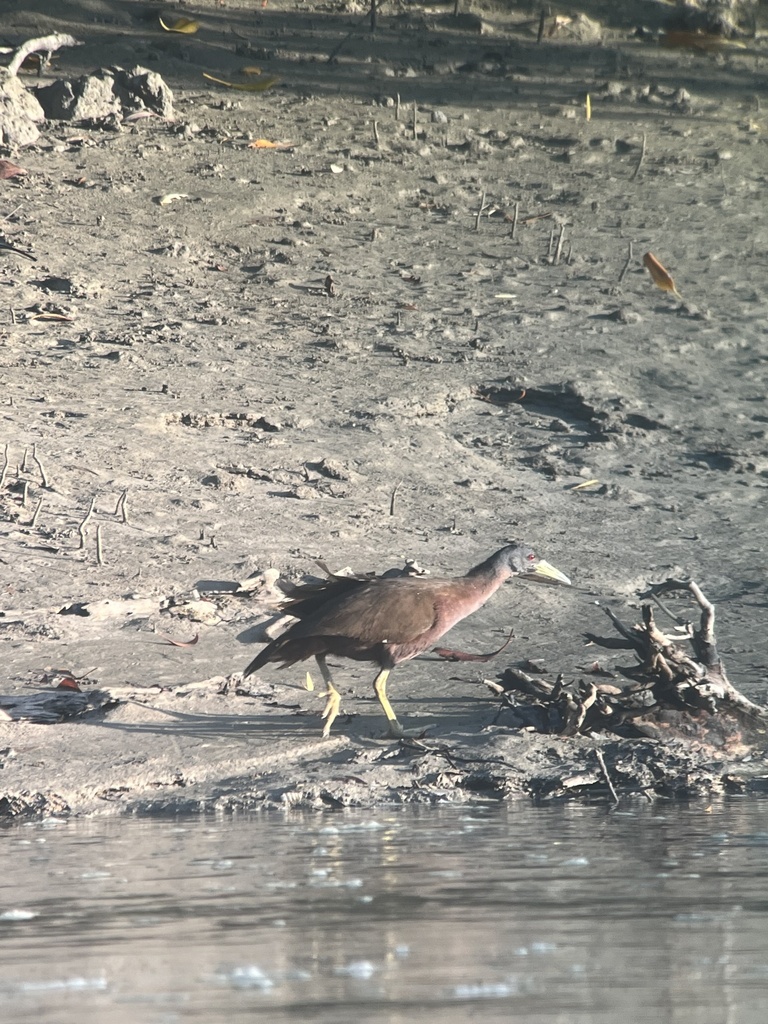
[248,139,294,150]
[0,159,27,180]
[56,677,82,691]
[157,192,190,206]
[122,110,161,124]
[159,16,200,34]
[202,72,279,92]
[569,479,600,491]
[643,251,682,298]
[157,632,200,647]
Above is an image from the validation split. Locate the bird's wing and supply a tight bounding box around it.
[280,574,370,619]
[288,579,440,646]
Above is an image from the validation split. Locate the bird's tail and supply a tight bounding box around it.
[243,635,327,677]
[242,646,271,678]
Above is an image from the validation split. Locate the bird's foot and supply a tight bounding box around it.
[383,718,435,740]
[320,685,342,739]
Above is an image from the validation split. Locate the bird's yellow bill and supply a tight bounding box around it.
[529,559,571,586]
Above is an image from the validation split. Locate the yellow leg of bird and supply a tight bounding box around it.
[316,655,341,738]
[373,668,406,739]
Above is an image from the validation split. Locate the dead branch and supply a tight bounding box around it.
[5,33,81,77]
[595,748,619,805]
[494,580,768,751]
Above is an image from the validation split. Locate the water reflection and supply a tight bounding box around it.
[1,802,768,1023]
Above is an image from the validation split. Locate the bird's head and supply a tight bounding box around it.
[507,544,571,586]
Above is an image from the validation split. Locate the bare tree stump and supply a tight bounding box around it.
[492,580,768,754]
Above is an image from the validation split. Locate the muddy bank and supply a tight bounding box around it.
[1,663,766,817]
[2,0,768,816]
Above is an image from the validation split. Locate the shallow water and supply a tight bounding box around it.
[1,801,767,1024]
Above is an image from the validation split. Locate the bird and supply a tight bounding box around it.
[243,543,571,738]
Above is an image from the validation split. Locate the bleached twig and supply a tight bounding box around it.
[6,33,81,77]
[31,443,50,488]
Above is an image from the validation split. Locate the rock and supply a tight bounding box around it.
[0,74,45,146]
[672,87,693,113]
[113,66,173,118]
[35,65,173,122]
[566,13,603,43]
[36,69,120,120]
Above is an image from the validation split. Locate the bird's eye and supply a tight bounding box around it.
[527,553,535,561]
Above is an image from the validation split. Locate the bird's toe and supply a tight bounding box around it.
[383,719,434,740]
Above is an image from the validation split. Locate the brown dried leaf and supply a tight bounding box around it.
[0,159,27,180]
[643,251,682,298]
[56,676,82,691]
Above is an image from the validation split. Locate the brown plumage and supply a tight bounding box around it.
[243,543,571,738]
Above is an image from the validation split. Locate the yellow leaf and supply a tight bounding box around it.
[158,16,199,34]
[570,479,600,491]
[248,139,294,150]
[643,252,682,298]
[202,72,279,92]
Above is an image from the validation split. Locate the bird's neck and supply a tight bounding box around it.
[464,551,513,587]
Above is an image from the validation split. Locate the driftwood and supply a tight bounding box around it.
[4,33,81,77]
[492,580,768,754]
[0,33,82,146]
